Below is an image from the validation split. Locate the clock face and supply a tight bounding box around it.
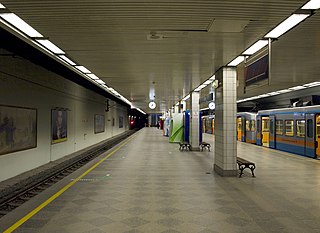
[149,101,156,109]
[208,102,215,110]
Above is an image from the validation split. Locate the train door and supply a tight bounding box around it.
[305,114,315,158]
[256,115,262,146]
[316,114,320,158]
[262,116,270,147]
[237,117,242,141]
[269,115,276,149]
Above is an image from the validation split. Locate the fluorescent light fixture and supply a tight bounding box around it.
[200,107,209,111]
[36,39,65,54]
[75,66,91,73]
[289,85,307,90]
[195,84,207,92]
[182,94,190,101]
[136,108,146,115]
[304,82,320,87]
[227,56,245,66]
[175,102,180,106]
[95,79,105,85]
[0,3,5,8]
[101,84,109,88]
[209,75,216,81]
[87,73,99,80]
[277,89,292,94]
[264,14,310,38]
[0,13,43,38]
[242,40,269,55]
[258,94,271,98]
[204,80,213,85]
[302,0,320,9]
[59,55,76,65]
[267,91,281,96]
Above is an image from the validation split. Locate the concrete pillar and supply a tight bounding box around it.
[213,67,237,177]
[190,91,200,151]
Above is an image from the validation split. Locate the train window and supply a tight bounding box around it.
[285,120,294,136]
[307,119,313,138]
[296,120,305,137]
[246,120,250,131]
[276,120,283,135]
[262,118,269,132]
[251,120,256,131]
[237,118,242,131]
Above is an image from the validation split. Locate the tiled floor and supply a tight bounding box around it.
[1,127,320,233]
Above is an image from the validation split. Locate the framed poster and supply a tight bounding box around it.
[119,116,123,128]
[0,105,37,155]
[94,114,105,134]
[52,109,67,144]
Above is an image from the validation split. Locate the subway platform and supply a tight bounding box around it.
[1,128,320,233]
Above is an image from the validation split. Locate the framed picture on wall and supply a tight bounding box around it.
[119,116,123,128]
[0,105,37,156]
[52,109,67,144]
[94,114,105,134]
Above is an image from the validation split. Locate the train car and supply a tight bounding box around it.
[237,112,256,144]
[202,115,215,134]
[257,106,320,158]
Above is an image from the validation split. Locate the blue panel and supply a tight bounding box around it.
[256,138,262,146]
[184,110,190,143]
[270,141,275,148]
[276,142,305,157]
[199,111,203,144]
[305,147,315,158]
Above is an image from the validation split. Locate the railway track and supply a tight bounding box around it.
[0,130,135,218]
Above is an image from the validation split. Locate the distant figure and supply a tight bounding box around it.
[156,122,160,129]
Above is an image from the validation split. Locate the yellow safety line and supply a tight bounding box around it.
[4,137,133,233]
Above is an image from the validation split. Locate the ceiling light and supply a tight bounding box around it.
[227,56,245,66]
[59,55,76,65]
[302,0,320,10]
[242,40,269,55]
[36,39,65,54]
[303,82,320,87]
[0,3,5,8]
[289,85,307,90]
[87,73,99,80]
[0,13,43,38]
[267,91,281,96]
[101,84,109,89]
[209,75,216,81]
[204,80,213,85]
[277,89,292,93]
[182,94,190,101]
[175,102,180,106]
[264,14,310,38]
[258,94,271,98]
[135,108,146,115]
[95,79,105,85]
[75,66,91,73]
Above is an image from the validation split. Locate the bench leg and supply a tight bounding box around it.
[250,165,255,177]
[238,165,244,178]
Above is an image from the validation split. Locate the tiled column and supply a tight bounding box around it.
[190,91,200,151]
[214,67,237,176]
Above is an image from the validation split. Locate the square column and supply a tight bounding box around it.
[214,67,237,176]
[190,91,200,151]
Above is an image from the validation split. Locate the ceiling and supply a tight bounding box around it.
[1,0,319,113]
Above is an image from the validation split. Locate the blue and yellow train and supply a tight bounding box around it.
[202,106,320,159]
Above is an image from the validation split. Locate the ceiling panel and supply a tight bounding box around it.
[1,0,317,112]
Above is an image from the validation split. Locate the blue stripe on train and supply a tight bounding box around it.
[276,142,314,158]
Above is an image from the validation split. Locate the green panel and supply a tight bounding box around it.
[169,113,184,143]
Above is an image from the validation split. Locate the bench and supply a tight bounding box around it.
[236,157,255,178]
[200,142,211,151]
[179,141,191,151]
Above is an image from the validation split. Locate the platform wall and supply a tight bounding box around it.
[0,50,129,182]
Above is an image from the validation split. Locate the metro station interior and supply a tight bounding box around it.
[1,0,320,232]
